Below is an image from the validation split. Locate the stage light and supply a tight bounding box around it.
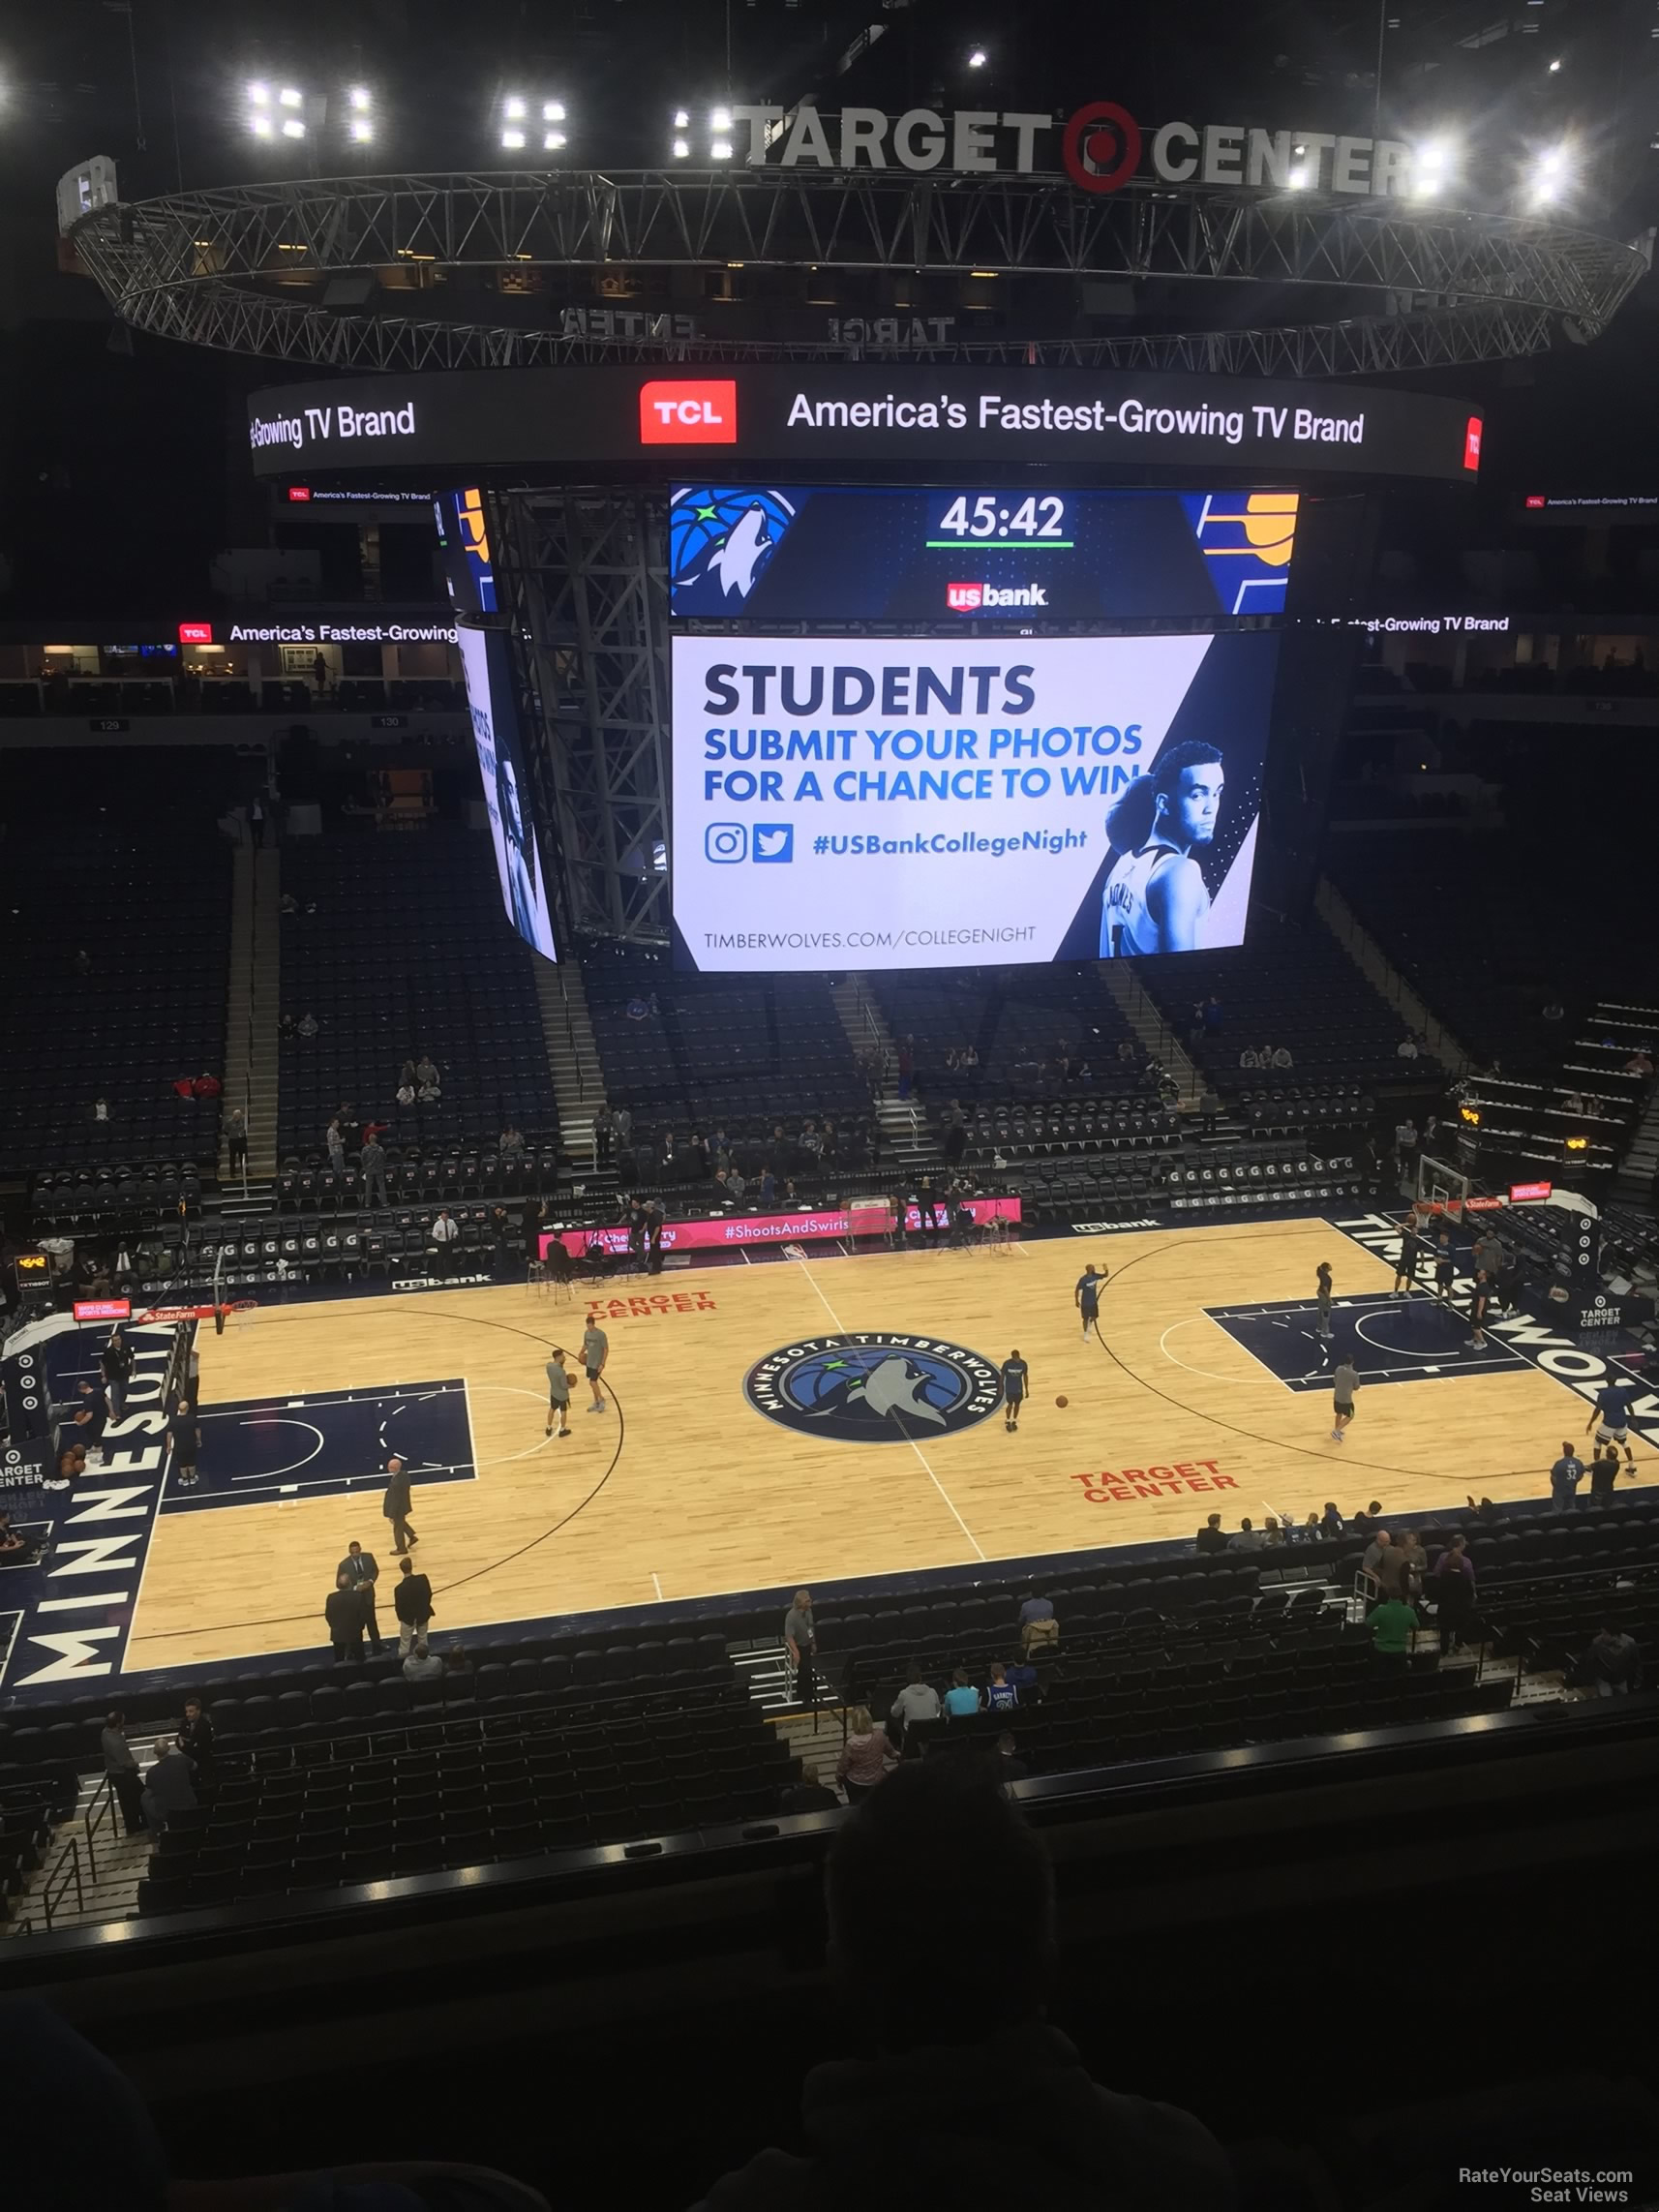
[1565,1134,1588,1153]
[282,118,306,139]
[544,130,566,150]
[503,96,527,120]
[501,127,526,150]
[248,82,270,106]
[278,86,302,108]
[710,106,733,131]
[348,85,371,110]
[967,46,987,67]
[1459,1104,1482,1128]
[251,114,274,138]
[674,108,690,128]
[1548,55,1561,71]
[543,101,565,121]
[711,137,734,159]
[1288,166,1310,189]
[672,137,690,159]
[349,118,374,142]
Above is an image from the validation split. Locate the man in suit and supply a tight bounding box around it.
[325,1571,365,1664]
[141,1739,197,1835]
[393,1554,434,1657]
[381,1456,416,1555]
[337,1539,383,1652]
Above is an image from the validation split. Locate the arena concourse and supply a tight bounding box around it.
[0,7,1656,2208]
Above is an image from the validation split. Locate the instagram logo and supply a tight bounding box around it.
[705,822,747,863]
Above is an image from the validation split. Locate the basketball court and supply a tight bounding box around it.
[62,1208,1642,1684]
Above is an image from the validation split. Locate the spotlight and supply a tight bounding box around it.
[710,138,734,160]
[543,130,566,150]
[251,114,274,138]
[1548,56,1561,71]
[543,101,565,121]
[672,137,690,159]
[1288,166,1310,188]
[710,106,733,131]
[673,108,690,128]
[967,46,987,67]
[282,118,305,138]
[278,86,302,107]
[504,96,527,120]
[347,85,371,110]
[1541,149,1563,171]
[349,118,374,142]
[248,82,270,106]
[501,128,526,150]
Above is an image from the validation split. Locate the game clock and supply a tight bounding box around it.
[930,495,1071,544]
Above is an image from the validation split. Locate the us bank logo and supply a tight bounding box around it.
[745,1333,1003,1443]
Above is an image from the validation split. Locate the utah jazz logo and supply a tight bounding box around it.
[745,1333,1002,1444]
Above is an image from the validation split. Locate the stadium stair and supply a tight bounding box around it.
[536,958,606,1164]
[1314,875,1473,1074]
[1098,962,1201,1104]
[218,842,282,1189]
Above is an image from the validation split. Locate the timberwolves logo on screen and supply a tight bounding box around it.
[670,487,796,613]
[745,1333,1002,1443]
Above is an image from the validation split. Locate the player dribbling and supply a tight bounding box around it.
[1002,1348,1029,1433]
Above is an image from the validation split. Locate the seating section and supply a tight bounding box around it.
[0,752,236,1174]
[278,832,558,1157]
[1132,918,1414,1091]
[585,961,870,1135]
[868,966,1143,1100]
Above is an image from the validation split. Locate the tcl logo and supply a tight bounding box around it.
[178,621,213,644]
[946,582,983,611]
[287,485,312,502]
[1524,494,1546,509]
[639,379,738,444]
[1463,415,1483,472]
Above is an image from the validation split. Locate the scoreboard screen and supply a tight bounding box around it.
[669,484,1301,623]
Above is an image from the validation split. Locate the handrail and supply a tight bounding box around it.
[83,1773,113,1883]
[40,1835,83,1931]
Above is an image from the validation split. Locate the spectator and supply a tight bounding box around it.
[1623,1047,1653,1079]
[74,945,92,977]
[1551,1440,1584,1512]
[92,1095,109,1123]
[326,1570,365,1664]
[1352,1500,1385,1537]
[1360,1528,1395,1596]
[1202,995,1222,1034]
[140,1738,197,1834]
[1431,1536,1476,1655]
[337,1540,383,1652]
[942,1666,980,1719]
[784,1587,816,1702]
[835,1708,893,1801]
[727,1164,747,1201]
[101,1326,133,1417]
[781,1760,841,1816]
[1227,1518,1266,1553]
[395,1080,416,1106]
[499,1123,526,1157]
[1320,1501,1345,1540]
[359,1131,389,1210]
[249,794,267,846]
[1368,1591,1417,1663]
[296,1012,318,1039]
[1237,1046,1260,1070]
[177,1694,215,1780]
[279,1013,297,1041]
[1588,1445,1626,1506]
[1584,1624,1643,1697]
[1396,1038,1420,1060]
[1270,1045,1293,1069]
[279,892,299,916]
[1463,1494,1500,1524]
[430,1207,462,1276]
[1017,1587,1057,1655]
[758,1164,777,1205]
[193,1072,222,1100]
[402,1638,444,1683]
[694,1762,1232,2210]
[960,1042,979,1070]
[1394,1529,1427,1602]
[614,1104,633,1155]
[625,992,650,1020]
[225,1106,248,1177]
[394,1553,434,1655]
[325,1115,346,1174]
[1261,1517,1285,1546]
[1194,1512,1229,1555]
[100,1711,148,1834]
[890,1662,941,1742]
[984,1661,1018,1712]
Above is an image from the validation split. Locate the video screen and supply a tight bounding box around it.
[670,485,1300,621]
[670,631,1279,972]
[458,623,558,962]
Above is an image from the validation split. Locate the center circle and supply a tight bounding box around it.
[744,1333,1004,1444]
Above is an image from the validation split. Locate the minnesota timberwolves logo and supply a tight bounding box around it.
[670,486,796,613]
[745,1333,1002,1444]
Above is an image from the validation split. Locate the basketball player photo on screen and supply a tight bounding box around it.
[1099,742,1226,956]
[459,623,558,962]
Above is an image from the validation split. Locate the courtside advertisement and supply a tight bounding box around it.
[459,624,558,962]
[670,631,1278,972]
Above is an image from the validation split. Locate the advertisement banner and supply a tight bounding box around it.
[458,624,558,961]
[670,630,1277,971]
[543,1194,1021,1258]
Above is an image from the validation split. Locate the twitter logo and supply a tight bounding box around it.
[751,823,795,864]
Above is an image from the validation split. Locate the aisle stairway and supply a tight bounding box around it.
[535,959,604,1161]
[829,975,931,1165]
[218,845,281,1186]
[1098,961,1201,1104]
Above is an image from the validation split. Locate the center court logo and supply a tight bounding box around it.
[745,1333,1003,1443]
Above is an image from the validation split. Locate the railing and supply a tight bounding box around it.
[83,1774,113,1882]
[40,1836,84,1931]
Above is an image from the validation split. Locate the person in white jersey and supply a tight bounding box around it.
[1100,740,1225,958]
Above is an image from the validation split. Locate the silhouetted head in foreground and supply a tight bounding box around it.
[826,1758,1053,2052]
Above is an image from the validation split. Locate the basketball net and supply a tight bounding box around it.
[1414,1151,1471,1228]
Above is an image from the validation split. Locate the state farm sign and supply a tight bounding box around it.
[726,102,1416,199]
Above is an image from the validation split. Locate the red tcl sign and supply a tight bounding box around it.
[1463,416,1483,472]
[178,621,213,644]
[287,485,312,501]
[639,379,738,444]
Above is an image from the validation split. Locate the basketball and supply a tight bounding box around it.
[1055,1395,1069,1408]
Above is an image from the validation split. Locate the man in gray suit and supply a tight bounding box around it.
[336,1539,383,1653]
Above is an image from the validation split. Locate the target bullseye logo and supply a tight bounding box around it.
[1062,101,1143,194]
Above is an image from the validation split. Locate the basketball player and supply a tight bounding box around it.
[1468,1270,1497,1348]
[1330,1357,1360,1443]
[1392,1219,1422,1295]
[1314,1261,1334,1342]
[1585,1379,1639,1467]
[1001,1349,1029,1433]
[1099,741,1225,957]
[1433,1232,1457,1304]
[581,1318,610,1412]
[544,1348,572,1439]
[166,1396,199,1490]
[1074,1264,1104,1340]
